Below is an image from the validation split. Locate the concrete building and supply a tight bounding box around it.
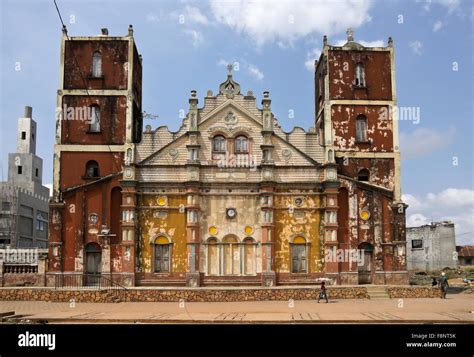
[48,27,408,287]
[0,106,50,248]
[406,221,458,271]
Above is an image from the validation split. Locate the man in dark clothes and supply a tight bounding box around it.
[318,281,328,303]
[431,277,438,287]
[438,272,449,299]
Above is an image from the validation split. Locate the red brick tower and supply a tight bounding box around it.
[48,26,142,286]
[315,30,408,285]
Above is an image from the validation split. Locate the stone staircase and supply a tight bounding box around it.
[366,286,390,300]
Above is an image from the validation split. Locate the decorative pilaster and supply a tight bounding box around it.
[260,185,276,286]
[322,175,340,281]
[185,185,201,287]
[119,180,137,286]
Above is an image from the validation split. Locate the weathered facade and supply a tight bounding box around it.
[48,27,408,287]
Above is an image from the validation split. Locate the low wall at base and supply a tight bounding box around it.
[0,286,449,302]
[0,287,368,302]
[387,286,441,298]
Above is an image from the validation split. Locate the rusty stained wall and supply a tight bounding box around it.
[61,96,127,145]
[339,178,394,272]
[273,192,322,273]
[332,105,393,152]
[64,40,129,90]
[60,175,122,272]
[328,50,392,100]
[137,195,187,273]
[337,157,395,191]
[59,151,123,190]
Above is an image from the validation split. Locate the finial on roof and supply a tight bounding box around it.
[128,24,134,36]
[323,35,327,46]
[346,28,354,42]
[226,63,233,75]
[62,25,67,35]
[388,37,393,47]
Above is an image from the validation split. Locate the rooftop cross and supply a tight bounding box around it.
[227,63,233,75]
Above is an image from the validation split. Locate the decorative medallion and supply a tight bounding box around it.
[89,213,98,224]
[360,209,370,220]
[244,226,253,236]
[209,226,218,236]
[169,149,179,161]
[224,111,238,125]
[157,196,167,206]
[282,149,292,162]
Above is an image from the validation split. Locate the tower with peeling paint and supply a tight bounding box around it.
[314,30,408,284]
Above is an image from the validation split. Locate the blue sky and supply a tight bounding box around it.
[1,0,473,243]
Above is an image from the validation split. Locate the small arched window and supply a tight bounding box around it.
[212,135,226,153]
[235,135,248,154]
[355,62,365,87]
[357,168,370,182]
[356,115,367,143]
[85,160,100,178]
[92,51,102,78]
[89,105,100,132]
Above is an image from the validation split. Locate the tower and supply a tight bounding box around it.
[0,106,50,247]
[314,30,408,285]
[48,26,142,286]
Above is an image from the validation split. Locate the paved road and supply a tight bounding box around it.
[1,294,472,323]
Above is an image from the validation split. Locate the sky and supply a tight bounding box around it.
[0,0,473,244]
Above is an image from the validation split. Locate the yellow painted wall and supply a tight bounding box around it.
[274,193,323,273]
[138,195,187,273]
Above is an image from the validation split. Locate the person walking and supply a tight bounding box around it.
[438,272,449,299]
[317,281,328,303]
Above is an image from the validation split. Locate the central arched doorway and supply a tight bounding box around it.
[85,242,102,286]
[358,242,373,284]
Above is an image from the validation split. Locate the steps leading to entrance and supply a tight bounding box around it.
[366,286,390,300]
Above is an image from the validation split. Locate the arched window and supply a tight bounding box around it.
[206,237,219,275]
[355,62,365,87]
[234,135,248,154]
[357,168,370,182]
[92,51,102,78]
[223,235,239,275]
[85,160,100,178]
[291,236,307,273]
[89,105,101,132]
[154,236,171,273]
[356,115,367,142]
[212,135,226,152]
[243,237,256,275]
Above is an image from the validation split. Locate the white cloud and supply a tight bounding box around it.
[183,29,204,48]
[181,5,210,25]
[403,188,474,245]
[305,48,322,71]
[399,126,455,159]
[422,0,461,14]
[432,20,444,32]
[409,41,423,55]
[209,0,374,47]
[247,64,264,81]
